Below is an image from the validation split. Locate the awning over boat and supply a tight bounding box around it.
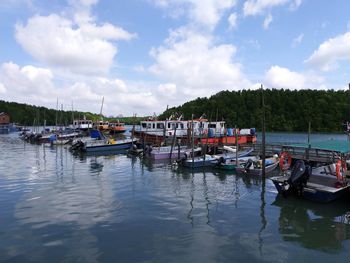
[285,140,350,154]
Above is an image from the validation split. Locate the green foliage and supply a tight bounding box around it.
[158,89,350,132]
[0,100,145,125]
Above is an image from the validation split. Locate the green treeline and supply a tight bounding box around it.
[159,89,350,132]
[0,100,144,125]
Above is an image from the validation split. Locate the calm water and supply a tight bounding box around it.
[1,131,350,262]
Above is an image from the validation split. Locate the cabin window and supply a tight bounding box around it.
[209,124,217,128]
[168,123,171,129]
[180,123,184,129]
[153,123,155,129]
[142,123,147,128]
[157,123,164,129]
[147,123,152,129]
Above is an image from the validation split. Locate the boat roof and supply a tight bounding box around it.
[285,140,350,154]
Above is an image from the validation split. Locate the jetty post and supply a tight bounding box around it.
[261,84,266,178]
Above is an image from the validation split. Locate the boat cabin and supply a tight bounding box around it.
[96,120,109,131]
[0,112,10,124]
[72,119,93,130]
[138,119,225,137]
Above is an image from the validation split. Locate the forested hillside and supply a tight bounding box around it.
[159,89,350,132]
[0,100,143,125]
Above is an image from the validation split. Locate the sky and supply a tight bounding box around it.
[1,0,350,116]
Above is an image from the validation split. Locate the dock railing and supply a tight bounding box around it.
[243,142,344,163]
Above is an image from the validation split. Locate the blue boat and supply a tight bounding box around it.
[271,140,350,203]
[82,138,137,152]
[71,129,137,153]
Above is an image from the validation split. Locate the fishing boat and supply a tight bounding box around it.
[214,147,254,161]
[235,155,280,176]
[133,114,256,145]
[73,137,137,152]
[108,121,126,134]
[270,140,350,203]
[83,138,137,152]
[216,155,259,170]
[70,129,136,152]
[96,120,109,131]
[71,118,93,130]
[144,145,188,160]
[271,161,350,203]
[182,154,218,168]
[38,130,80,144]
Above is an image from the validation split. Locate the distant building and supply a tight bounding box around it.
[117,114,123,118]
[0,112,10,124]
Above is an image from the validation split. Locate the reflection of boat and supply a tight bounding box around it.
[235,155,279,176]
[272,195,350,252]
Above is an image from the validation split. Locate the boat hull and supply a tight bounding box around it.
[236,162,279,176]
[271,173,350,203]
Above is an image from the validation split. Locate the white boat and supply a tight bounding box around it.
[145,145,188,160]
[70,119,93,130]
[182,154,218,168]
[235,155,280,176]
[74,137,137,152]
[134,115,225,138]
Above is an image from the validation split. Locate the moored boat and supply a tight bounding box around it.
[235,155,280,176]
[270,140,350,203]
[108,121,126,134]
[271,161,350,203]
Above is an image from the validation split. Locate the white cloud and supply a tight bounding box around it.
[263,14,273,29]
[243,0,302,28]
[149,27,251,104]
[152,0,237,30]
[289,0,302,10]
[0,83,6,94]
[305,32,350,72]
[228,12,238,30]
[243,0,289,16]
[157,83,177,98]
[292,33,303,47]
[0,62,162,115]
[264,65,324,89]
[15,9,135,75]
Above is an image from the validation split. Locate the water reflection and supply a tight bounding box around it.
[273,196,350,252]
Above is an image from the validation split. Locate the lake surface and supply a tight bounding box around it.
[0,131,350,262]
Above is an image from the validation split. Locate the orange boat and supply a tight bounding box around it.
[109,121,126,134]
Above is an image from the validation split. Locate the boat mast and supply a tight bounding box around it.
[55,98,58,131]
[191,114,194,169]
[100,96,104,121]
[72,101,75,130]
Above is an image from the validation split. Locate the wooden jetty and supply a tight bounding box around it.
[245,140,350,164]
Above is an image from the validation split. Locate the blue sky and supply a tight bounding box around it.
[0,0,350,116]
